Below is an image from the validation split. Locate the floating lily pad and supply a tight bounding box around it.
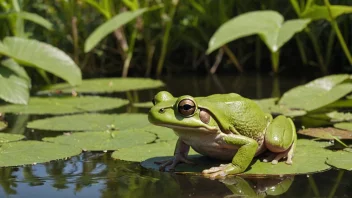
[111,140,197,162]
[279,74,352,111]
[27,113,150,131]
[255,98,306,117]
[0,140,82,167]
[0,96,129,115]
[298,127,352,140]
[334,122,352,131]
[141,125,178,141]
[327,111,352,122]
[38,78,164,94]
[132,101,153,108]
[0,120,7,131]
[136,139,332,175]
[326,151,352,171]
[43,129,156,151]
[0,133,24,143]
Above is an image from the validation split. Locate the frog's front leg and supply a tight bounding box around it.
[203,135,258,179]
[155,138,194,171]
[264,115,297,165]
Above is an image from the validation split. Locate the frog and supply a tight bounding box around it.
[148,91,297,179]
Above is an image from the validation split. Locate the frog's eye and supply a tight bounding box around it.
[178,99,196,117]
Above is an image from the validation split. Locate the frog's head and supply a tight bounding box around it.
[148,91,219,132]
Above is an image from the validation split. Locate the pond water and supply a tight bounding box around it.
[0,73,351,198]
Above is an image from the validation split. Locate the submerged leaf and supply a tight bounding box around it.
[279,74,352,111]
[0,133,24,143]
[298,127,352,140]
[327,111,352,122]
[326,151,352,170]
[38,78,164,94]
[0,96,129,115]
[0,141,81,167]
[27,113,150,131]
[43,129,156,151]
[334,122,352,131]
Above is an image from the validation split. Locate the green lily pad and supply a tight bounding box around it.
[298,127,352,140]
[0,140,82,167]
[0,133,24,143]
[111,140,197,162]
[141,125,178,141]
[327,111,352,122]
[279,74,352,111]
[133,139,332,175]
[132,101,153,108]
[255,98,306,117]
[0,96,129,115]
[43,129,156,151]
[27,113,150,131]
[0,120,7,131]
[334,122,352,131]
[38,78,164,94]
[326,151,352,171]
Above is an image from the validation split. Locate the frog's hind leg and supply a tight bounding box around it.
[263,115,297,165]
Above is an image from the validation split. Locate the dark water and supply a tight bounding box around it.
[1,73,351,198]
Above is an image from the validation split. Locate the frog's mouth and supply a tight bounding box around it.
[153,123,220,133]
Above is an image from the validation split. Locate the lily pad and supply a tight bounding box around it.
[0,120,7,131]
[327,111,352,122]
[326,151,352,171]
[43,129,156,151]
[334,122,352,131]
[0,140,82,167]
[141,125,178,141]
[0,96,129,115]
[298,127,352,140]
[139,139,332,176]
[255,98,306,117]
[27,113,150,131]
[279,74,352,111]
[0,133,24,143]
[132,101,153,108]
[38,78,164,94]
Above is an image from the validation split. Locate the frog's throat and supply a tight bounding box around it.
[154,123,219,133]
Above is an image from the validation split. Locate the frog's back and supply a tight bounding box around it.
[196,93,268,138]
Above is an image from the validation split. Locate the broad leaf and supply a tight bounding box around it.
[0,37,81,86]
[85,8,148,52]
[334,122,352,131]
[0,133,24,143]
[301,5,352,21]
[279,74,352,111]
[15,11,53,30]
[1,59,30,82]
[140,125,178,141]
[255,98,306,117]
[0,67,29,104]
[298,127,352,140]
[207,11,311,53]
[43,129,156,151]
[27,113,150,131]
[0,141,82,167]
[38,78,164,94]
[327,111,352,122]
[132,101,153,108]
[0,96,129,115]
[326,151,352,170]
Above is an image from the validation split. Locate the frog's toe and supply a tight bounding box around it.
[202,166,226,174]
[157,160,173,171]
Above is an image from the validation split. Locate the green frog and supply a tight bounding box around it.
[148,91,296,179]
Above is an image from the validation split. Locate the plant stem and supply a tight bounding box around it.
[324,0,352,65]
[222,45,243,72]
[156,0,179,76]
[270,50,280,73]
[295,35,308,65]
[306,28,327,73]
[72,16,79,65]
[122,22,138,77]
[255,37,261,70]
[326,30,336,67]
[328,170,344,198]
[307,175,320,197]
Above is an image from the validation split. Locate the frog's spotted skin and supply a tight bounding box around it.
[148,91,297,179]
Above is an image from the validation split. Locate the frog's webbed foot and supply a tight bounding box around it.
[154,153,194,171]
[263,143,294,165]
[202,164,242,180]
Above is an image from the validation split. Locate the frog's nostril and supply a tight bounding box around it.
[159,108,165,113]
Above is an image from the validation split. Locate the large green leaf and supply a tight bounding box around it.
[38,78,164,94]
[43,129,156,151]
[0,37,81,86]
[255,98,306,117]
[298,127,352,140]
[0,96,129,115]
[0,133,24,143]
[326,151,352,170]
[15,11,53,30]
[327,111,352,122]
[84,8,148,52]
[301,5,352,21]
[1,59,30,83]
[334,122,352,131]
[279,74,352,111]
[207,11,311,53]
[0,67,29,104]
[27,113,150,131]
[140,125,178,142]
[0,141,82,167]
